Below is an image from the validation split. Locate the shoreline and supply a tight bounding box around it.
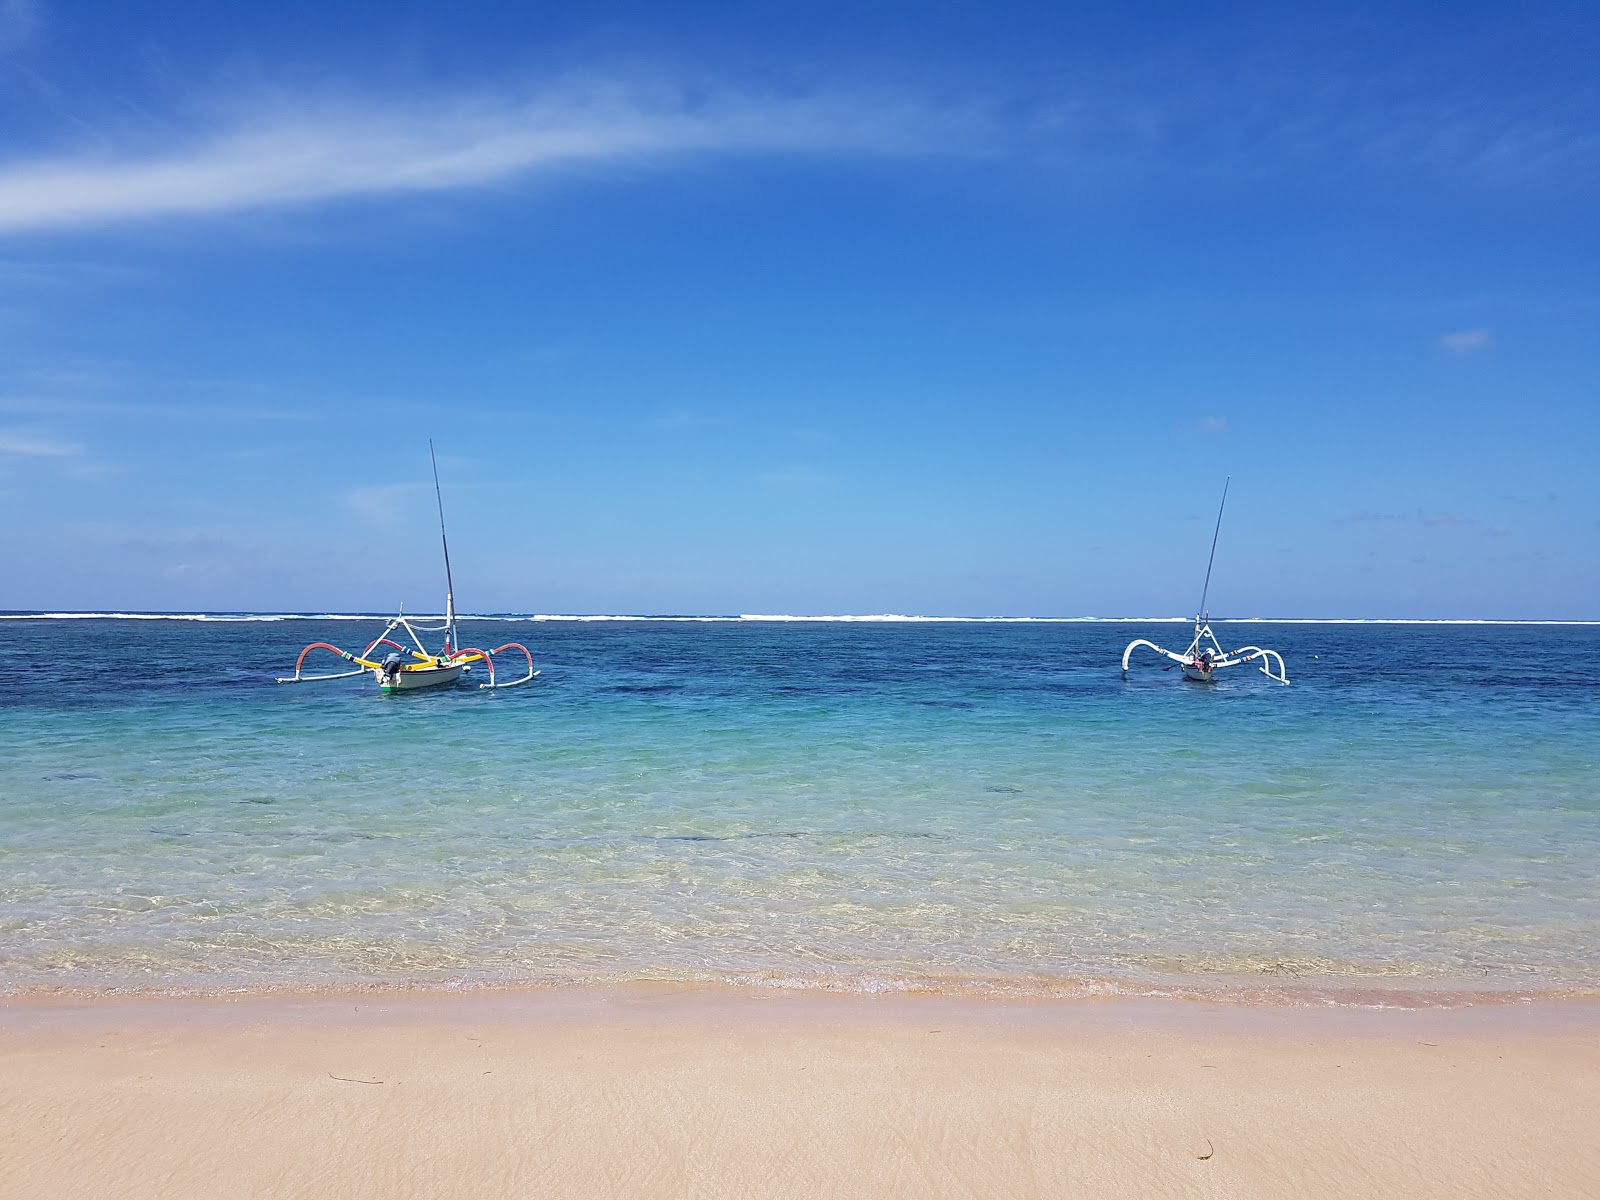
[8,977,1600,1033]
[6,986,1598,1198]
[6,971,1600,1011]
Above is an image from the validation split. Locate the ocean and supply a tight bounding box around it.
[2,615,1597,1004]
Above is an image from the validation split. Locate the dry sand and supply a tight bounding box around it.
[3,986,1597,1199]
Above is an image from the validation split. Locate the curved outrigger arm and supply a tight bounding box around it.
[276,641,384,683]
[276,623,441,684]
[1121,637,1290,684]
[1121,639,1192,674]
[1224,645,1289,685]
[453,643,540,689]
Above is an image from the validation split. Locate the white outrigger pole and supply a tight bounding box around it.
[277,442,539,693]
[1121,478,1289,685]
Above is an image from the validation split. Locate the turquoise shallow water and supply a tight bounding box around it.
[2,616,1597,1002]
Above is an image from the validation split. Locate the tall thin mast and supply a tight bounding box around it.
[1197,476,1230,623]
[429,440,457,653]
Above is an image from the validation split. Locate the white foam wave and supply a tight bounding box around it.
[1217,617,1600,626]
[737,613,1073,623]
[0,612,392,622]
[2,611,1594,626]
[518,614,740,623]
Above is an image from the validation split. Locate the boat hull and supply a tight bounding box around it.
[1181,663,1216,682]
[376,663,465,692]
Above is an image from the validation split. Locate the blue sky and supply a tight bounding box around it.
[1,1,1595,618]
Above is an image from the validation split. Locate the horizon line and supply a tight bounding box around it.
[3,611,1598,626]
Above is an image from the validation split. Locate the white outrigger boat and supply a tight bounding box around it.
[277,444,537,694]
[1121,479,1289,685]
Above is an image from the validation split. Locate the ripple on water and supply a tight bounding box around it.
[1,618,1597,999]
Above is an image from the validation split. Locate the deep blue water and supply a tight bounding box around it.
[2,616,1596,1002]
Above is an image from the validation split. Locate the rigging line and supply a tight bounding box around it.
[429,439,457,649]
[1197,476,1230,622]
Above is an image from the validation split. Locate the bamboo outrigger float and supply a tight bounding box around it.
[1121,479,1289,685]
[277,443,537,693]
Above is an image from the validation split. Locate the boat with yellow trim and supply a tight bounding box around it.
[276,444,537,693]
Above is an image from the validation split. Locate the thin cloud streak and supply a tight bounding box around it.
[0,0,37,54]
[1340,509,1479,529]
[0,84,969,234]
[1440,328,1493,352]
[1,51,1589,238]
[0,427,80,456]
[760,465,831,488]
[343,481,433,524]
[0,393,319,422]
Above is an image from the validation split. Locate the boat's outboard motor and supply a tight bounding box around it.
[381,652,405,682]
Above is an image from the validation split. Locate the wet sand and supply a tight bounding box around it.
[3,987,1597,1199]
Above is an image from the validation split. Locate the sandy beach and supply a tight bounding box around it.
[3,987,1597,1199]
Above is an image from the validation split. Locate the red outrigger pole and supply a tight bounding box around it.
[276,443,539,692]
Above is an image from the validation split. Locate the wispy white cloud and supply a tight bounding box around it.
[1346,511,1407,523]
[118,530,234,557]
[0,426,80,456]
[1017,43,1598,197]
[759,465,831,488]
[0,82,968,234]
[0,258,150,290]
[0,21,1588,242]
[639,407,724,433]
[1439,328,1492,353]
[342,481,430,523]
[1196,415,1227,433]
[0,394,316,422]
[0,0,38,54]
[1341,508,1475,528]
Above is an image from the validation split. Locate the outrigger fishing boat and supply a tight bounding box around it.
[1121,479,1289,685]
[277,444,537,693]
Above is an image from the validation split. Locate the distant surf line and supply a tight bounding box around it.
[2,612,1596,626]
